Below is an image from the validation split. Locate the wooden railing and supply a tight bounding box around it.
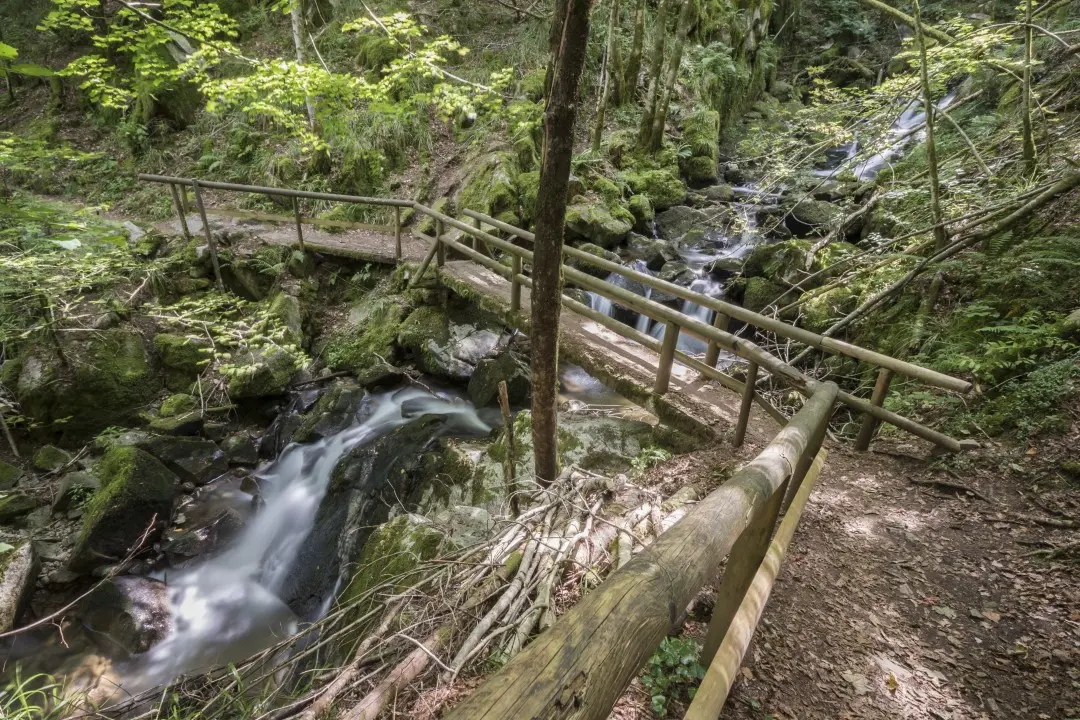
[137,174,974,718]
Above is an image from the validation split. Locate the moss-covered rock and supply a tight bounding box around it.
[228,345,300,398]
[618,168,687,210]
[325,291,407,386]
[456,152,520,220]
[520,68,547,101]
[417,197,451,236]
[137,436,227,485]
[800,286,856,333]
[516,171,541,225]
[148,411,204,436]
[626,233,678,271]
[682,110,721,161]
[221,254,277,301]
[154,334,209,375]
[0,461,20,491]
[159,394,197,418]
[683,156,718,185]
[656,206,708,240]
[659,262,695,286]
[565,202,633,249]
[341,513,448,608]
[0,495,44,525]
[569,243,621,278]
[398,306,450,353]
[785,199,842,237]
[33,445,72,472]
[17,330,161,441]
[468,352,530,407]
[627,194,655,231]
[702,184,735,202]
[742,277,785,313]
[70,447,179,571]
[268,292,304,347]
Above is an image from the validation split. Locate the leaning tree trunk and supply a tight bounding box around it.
[913,0,947,251]
[648,0,694,151]
[638,0,670,146]
[621,0,646,103]
[542,0,570,97]
[531,0,593,486]
[291,0,316,130]
[1021,0,1037,175]
[857,0,953,43]
[592,0,621,152]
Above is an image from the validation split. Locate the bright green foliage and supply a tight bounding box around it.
[39,0,238,121]
[640,637,706,717]
[631,445,672,471]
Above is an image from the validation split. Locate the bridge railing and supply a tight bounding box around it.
[138,173,970,451]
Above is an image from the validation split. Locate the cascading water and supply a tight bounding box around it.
[117,387,490,693]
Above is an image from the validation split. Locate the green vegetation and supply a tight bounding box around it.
[640,636,707,717]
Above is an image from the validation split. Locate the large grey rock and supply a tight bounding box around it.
[0,542,38,631]
[0,461,21,491]
[53,470,100,512]
[451,328,504,366]
[83,576,170,654]
[162,508,245,565]
[626,233,678,271]
[656,206,708,240]
[468,353,530,407]
[138,436,228,485]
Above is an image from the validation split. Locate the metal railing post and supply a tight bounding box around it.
[733,361,759,447]
[292,197,305,252]
[510,255,522,313]
[190,179,224,291]
[855,367,894,451]
[705,311,730,368]
[168,183,191,240]
[654,320,680,395]
[394,205,402,261]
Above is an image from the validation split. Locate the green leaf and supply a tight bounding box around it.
[0,542,14,554]
[0,42,18,61]
[10,63,55,78]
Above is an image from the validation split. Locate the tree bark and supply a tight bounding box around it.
[913,0,947,251]
[638,0,670,146]
[622,0,646,103]
[648,0,695,150]
[1021,0,1037,174]
[531,0,592,486]
[857,0,953,44]
[291,0,317,130]
[592,0,620,152]
[542,0,570,97]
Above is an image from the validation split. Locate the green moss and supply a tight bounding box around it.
[0,461,20,490]
[590,176,623,203]
[457,152,520,218]
[520,68,546,101]
[268,292,304,346]
[800,287,856,333]
[342,514,448,609]
[398,305,450,352]
[154,334,209,374]
[159,394,197,418]
[417,197,451,236]
[565,202,632,249]
[617,168,687,211]
[228,346,300,398]
[72,446,177,570]
[32,445,71,472]
[325,298,406,385]
[682,110,721,161]
[627,194,654,225]
[683,156,718,184]
[742,277,785,312]
[0,495,43,524]
[516,170,541,224]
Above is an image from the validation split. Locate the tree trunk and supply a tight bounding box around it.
[856,0,953,44]
[291,0,316,130]
[648,0,694,151]
[622,0,646,103]
[638,0,670,146]
[592,0,620,152]
[1021,0,1037,175]
[913,0,947,251]
[531,0,592,486]
[543,0,570,97]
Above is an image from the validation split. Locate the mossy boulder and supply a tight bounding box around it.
[742,277,785,313]
[0,495,44,525]
[1061,308,1080,340]
[627,194,655,231]
[228,345,301,398]
[468,352,530,407]
[569,243,621,278]
[341,513,448,608]
[154,333,210,391]
[626,233,678,271]
[516,171,541,225]
[0,461,20,491]
[221,255,277,301]
[683,156,718,185]
[137,436,227,485]
[785,199,842,237]
[800,286,856,333]
[565,202,633,249]
[268,292,304,347]
[398,306,451,352]
[159,394,197,418]
[290,380,368,444]
[520,68,547,101]
[656,206,708,240]
[659,262,695,286]
[33,445,72,472]
[742,239,858,288]
[70,447,179,572]
[456,152,520,220]
[618,168,686,211]
[325,292,407,386]
[16,330,161,441]
[682,110,721,161]
[702,184,735,202]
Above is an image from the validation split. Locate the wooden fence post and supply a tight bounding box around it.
[654,320,680,395]
[292,197,306,252]
[705,311,730,368]
[699,470,787,666]
[510,254,522,314]
[733,361,759,447]
[435,219,445,267]
[190,179,224,291]
[855,367,894,451]
[168,183,191,240]
[394,205,402,261]
[472,215,481,252]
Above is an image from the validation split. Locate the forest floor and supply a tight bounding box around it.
[610,424,1080,720]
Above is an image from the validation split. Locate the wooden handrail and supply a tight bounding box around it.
[462,209,972,394]
[442,384,838,720]
[138,174,413,207]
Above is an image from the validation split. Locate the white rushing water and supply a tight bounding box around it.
[120,387,490,692]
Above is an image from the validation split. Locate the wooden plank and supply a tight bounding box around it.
[443,386,838,720]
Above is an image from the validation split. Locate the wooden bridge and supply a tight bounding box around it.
[139,173,973,719]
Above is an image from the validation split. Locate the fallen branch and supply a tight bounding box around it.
[910,477,992,503]
[339,629,447,720]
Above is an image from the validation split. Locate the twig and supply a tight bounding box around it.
[910,478,992,503]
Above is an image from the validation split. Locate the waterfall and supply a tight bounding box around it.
[120,387,490,692]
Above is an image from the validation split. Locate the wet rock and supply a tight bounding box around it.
[138,436,227,485]
[148,411,204,436]
[452,328,504,366]
[83,576,171,654]
[656,206,708,240]
[159,394,197,418]
[468,353,530,407]
[0,460,22,490]
[569,242,621,278]
[163,508,245,564]
[627,194,654,233]
[0,494,45,525]
[53,470,101,512]
[419,341,474,381]
[702,184,735,202]
[565,203,633,249]
[154,333,209,392]
[33,445,73,472]
[785,199,841,237]
[222,433,260,466]
[707,256,744,278]
[659,262,695,286]
[71,447,179,572]
[626,233,678,271]
[0,542,38,632]
[290,381,368,445]
[228,346,301,398]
